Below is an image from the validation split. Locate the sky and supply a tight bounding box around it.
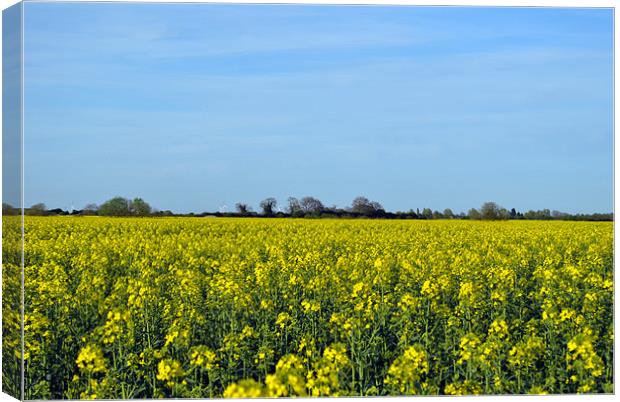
[2,2,21,208]
[17,2,613,214]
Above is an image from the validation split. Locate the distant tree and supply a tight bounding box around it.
[370,201,384,212]
[351,196,371,214]
[523,208,552,220]
[235,202,251,215]
[27,203,47,216]
[83,203,99,216]
[498,208,510,220]
[154,210,174,217]
[2,203,19,215]
[407,209,419,219]
[552,210,568,219]
[510,208,517,219]
[99,197,131,216]
[351,196,384,216]
[131,198,151,216]
[480,202,502,220]
[421,208,433,219]
[286,197,303,217]
[443,208,454,219]
[260,197,278,216]
[468,208,481,220]
[432,210,444,219]
[300,196,324,214]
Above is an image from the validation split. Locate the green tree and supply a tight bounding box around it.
[2,203,19,216]
[468,208,481,220]
[510,208,517,219]
[131,198,151,216]
[27,203,46,216]
[98,197,131,216]
[421,208,433,219]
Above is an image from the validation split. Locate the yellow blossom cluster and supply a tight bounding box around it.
[384,345,429,394]
[76,345,106,374]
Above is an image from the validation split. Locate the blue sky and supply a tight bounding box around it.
[21,3,613,214]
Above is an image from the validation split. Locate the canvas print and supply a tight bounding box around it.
[1,1,614,399]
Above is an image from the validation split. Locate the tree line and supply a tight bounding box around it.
[2,197,612,221]
[2,197,154,217]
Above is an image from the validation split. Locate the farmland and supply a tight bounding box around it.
[3,217,614,398]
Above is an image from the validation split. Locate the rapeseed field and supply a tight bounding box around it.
[2,217,613,398]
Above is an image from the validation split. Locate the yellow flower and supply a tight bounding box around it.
[156,359,184,382]
[76,345,106,373]
[223,379,266,398]
[190,346,218,370]
[276,312,291,329]
[385,345,429,394]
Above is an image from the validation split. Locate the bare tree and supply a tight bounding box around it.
[350,196,385,217]
[287,197,302,216]
[351,196,385,216]
[480,201,502,220]
[300,196,324,214]
[351,196,370,213]
[260,197,277,216]
[235,202,251,215]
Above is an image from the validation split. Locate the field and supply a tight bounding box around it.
[2,216,614,398]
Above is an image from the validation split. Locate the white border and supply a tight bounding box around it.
[0,1,617,401]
